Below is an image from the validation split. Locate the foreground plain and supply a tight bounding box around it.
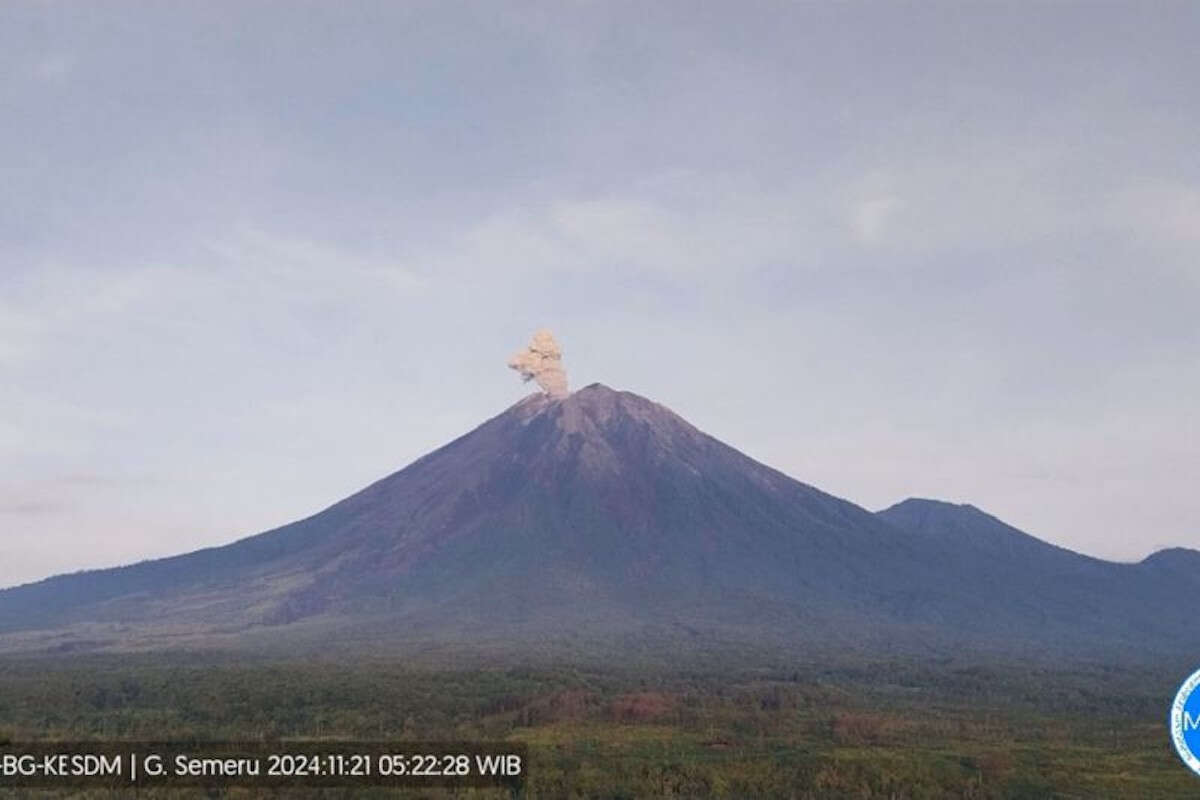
[0,653,1195,798]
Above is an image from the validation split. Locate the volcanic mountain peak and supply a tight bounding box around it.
[2,383,1199,662]
[557,382,642,426]
[500,383,708,476]
[523,382,682,430]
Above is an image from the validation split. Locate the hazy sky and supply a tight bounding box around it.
[2,2,1197,587]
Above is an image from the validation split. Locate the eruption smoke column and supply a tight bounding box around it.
[508,329,569,398]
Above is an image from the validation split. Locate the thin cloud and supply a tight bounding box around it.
[0,501,68,516]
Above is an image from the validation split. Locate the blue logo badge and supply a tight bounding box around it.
[1171,667,1200,777]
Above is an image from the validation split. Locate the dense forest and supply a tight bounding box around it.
[0,652,1193,798]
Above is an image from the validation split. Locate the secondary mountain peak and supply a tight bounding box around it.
[877,496,1083,562]
[880,497,982,521]
[1140,547,1200,571]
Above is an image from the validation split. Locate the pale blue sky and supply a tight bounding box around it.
[2,1,1197,587]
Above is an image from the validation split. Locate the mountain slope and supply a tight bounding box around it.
[0,386,941,636]
[0,384,1196,661]
[877,498,1200,653]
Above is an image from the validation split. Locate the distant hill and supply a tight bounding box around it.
[1,384,1196,662]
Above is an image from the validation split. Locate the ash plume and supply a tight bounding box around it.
[508,329,569,398]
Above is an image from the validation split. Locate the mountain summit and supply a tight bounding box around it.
[1,384,1196,660]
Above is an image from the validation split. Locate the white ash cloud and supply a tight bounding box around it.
[508,329,569,398]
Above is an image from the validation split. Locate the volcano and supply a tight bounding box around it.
[1,384,1196,660]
